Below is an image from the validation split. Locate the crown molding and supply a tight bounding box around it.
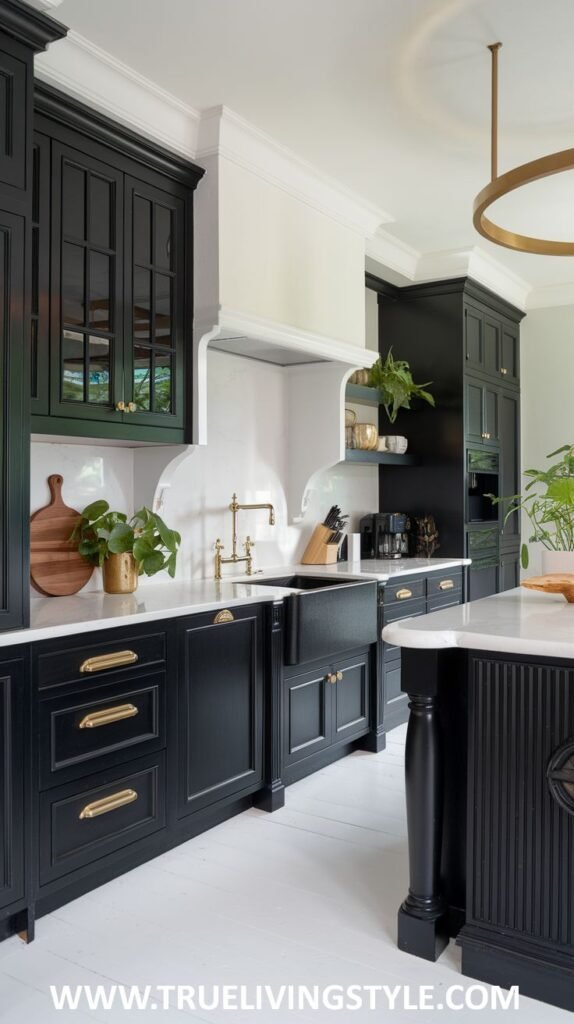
[196,105,391,238]
[34,30,200,157]
[0,0,66,52]
[365,227,419,280]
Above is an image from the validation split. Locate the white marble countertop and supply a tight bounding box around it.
[0,557,469,648]
[229,557,470,584]
[383,587,574,660]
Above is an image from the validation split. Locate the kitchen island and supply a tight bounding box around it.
[383,588,574,1012]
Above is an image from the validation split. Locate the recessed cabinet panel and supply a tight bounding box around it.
[483,317,500,376]
[465,378,484,444]
[501,325,519,384]
[464,305,483,370]
[334,654,369,741]
[483,385,499,443]
[499,390,520,545]
[285,668,330,764]
[0,660,25,911]
[50,144,124,422]
[177,609,263,817]
[31,133,51,415]
[0,47,27,191]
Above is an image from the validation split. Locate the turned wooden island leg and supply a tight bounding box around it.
[397,651,449,961]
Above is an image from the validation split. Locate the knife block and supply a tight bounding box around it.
[301,524,340,565]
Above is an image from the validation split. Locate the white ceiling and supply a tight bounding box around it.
[54,0,574,292]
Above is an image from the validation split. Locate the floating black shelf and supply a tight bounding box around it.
[345,449,418,466]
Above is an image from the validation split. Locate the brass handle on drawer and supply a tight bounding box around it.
[80,650,139,673]
[396,588,412,600]
[439,579,455,591]
[79,788,138,820]
[78,703,139,730]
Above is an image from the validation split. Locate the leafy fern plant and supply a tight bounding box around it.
[369,349,435,425]
[72,501,181,578]
[491,444,574,569]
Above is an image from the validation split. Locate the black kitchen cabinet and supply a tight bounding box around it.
[32,83,203,444]
[177,606,264,817]
[0,8,66,631]
[499,548,520,592]
[0,655,26,914]
[467,557,499,601]
[283,645,372,784]
[372,275,523,593]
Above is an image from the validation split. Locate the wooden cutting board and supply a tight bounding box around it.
[30,475,94,596]
[522,573,574,604]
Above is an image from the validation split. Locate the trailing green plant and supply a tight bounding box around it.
[369,349,435,425]
[72,501,181,578]
[490,444,574,569]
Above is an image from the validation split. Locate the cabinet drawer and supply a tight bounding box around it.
[382,599,426,661]
[427,592,463,613]
[39,754,165,885]
[426,569,463,597]
[39,673,165,788]
[36,631,166,690]
[383,578,425,605]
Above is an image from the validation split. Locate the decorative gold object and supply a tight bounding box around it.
[79,788,138,820]
[102,552,139,594]
[473,43,574,255]
[214,493,275,579]
[213,609,235,624]
[345,407,357,428]
[439,579,455,591]
[80,650,139,673]
[396,588,413,600]
[352,423,378,451]
[79,703,139,729]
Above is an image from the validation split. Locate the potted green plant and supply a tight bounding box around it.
[492,444,574,572]
[368,349,434,452]
[72,501,181,594]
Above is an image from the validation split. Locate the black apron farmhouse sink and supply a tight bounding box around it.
[257,576,378,665]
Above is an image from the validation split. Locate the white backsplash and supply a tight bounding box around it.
[30,351,378,589]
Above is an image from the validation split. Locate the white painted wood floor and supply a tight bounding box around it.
[0,724,569,1022]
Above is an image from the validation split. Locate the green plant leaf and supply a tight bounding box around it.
[521,544,529,570]
[132,537,155,562]
[141,550,165,576]
[80,499,109,522]
[107,522,134,554]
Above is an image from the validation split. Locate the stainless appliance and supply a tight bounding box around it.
[360,513,411,560]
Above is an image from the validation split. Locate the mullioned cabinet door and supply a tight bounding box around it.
[0,658,25,912]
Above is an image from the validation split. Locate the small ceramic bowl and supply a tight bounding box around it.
[345,407,357,428]
[379,435,408,454]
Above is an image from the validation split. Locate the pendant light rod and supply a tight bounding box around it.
[488,42,502,181]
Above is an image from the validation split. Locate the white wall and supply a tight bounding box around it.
[520,304,574,574]
[30,352,378,588]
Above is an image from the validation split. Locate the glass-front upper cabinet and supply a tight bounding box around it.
[124,176,185,430]
[49,142,124,423]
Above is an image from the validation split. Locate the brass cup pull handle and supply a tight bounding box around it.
[396,588,413,600]
[79,703,139,730]
[439,579,455,591]
[79,788,138,820]
[80,650,139,674]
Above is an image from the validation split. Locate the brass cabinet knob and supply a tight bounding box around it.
[500,367,508,375]
[336,671,343,682]
[126,401,137,413]
[326,673,337,684]
[481,432,491,440]
[116,400,125,412]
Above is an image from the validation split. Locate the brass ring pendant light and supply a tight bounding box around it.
[473,42,574,255]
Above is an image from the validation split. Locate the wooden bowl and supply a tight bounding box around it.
[521,573,574,603]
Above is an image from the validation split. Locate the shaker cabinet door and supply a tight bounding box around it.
[49,143,124,423]
[123,177,186,430]
[0,658,25,911]
[177,608,264,817]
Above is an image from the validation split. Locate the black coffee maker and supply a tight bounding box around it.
[360,513,411,560]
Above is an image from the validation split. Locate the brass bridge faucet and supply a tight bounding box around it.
[214,493,275,580]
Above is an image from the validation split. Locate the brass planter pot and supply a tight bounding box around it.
[102,553,139,594]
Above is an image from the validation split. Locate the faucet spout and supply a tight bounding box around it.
[213,494,276,579]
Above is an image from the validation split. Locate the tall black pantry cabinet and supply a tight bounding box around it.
[373,277,524,599]
[0,3,66,631]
